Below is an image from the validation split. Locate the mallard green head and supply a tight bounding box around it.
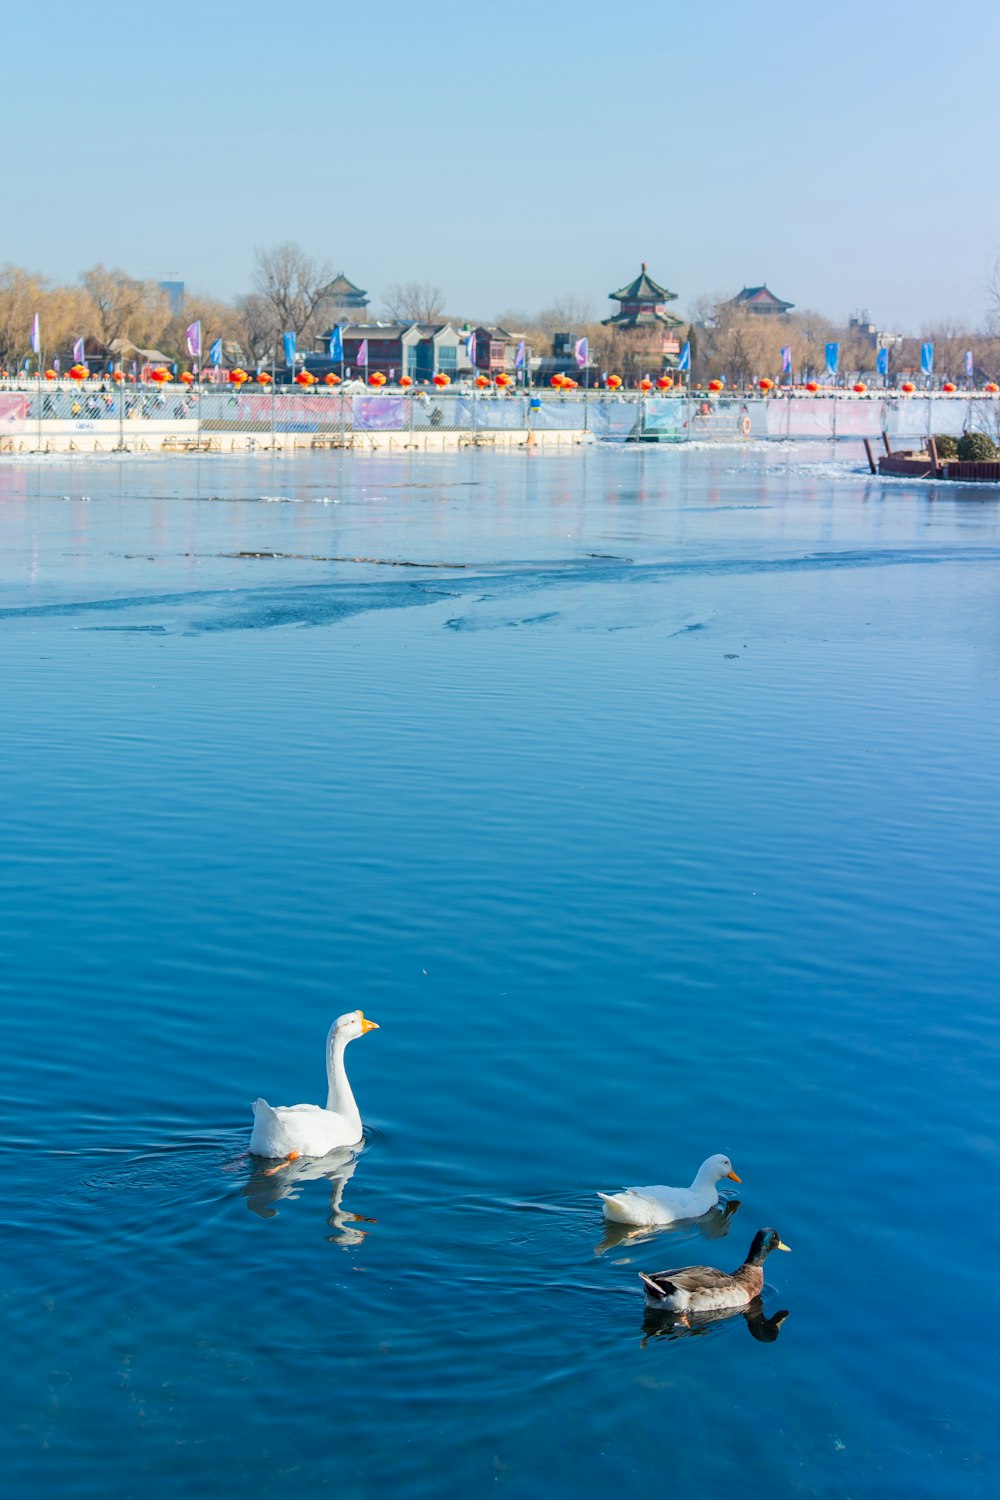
[745,1228,791,1265]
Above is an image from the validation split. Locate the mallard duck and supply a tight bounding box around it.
[639,1227,791,1312]
[249,1010,379,1159]
[598,1154,742,1226]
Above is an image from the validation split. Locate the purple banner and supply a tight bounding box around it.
[353,396,406,431]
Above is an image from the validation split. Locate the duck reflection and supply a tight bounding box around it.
[241,1148,375,1246]
[595,1196,741,1258]
[640,1297,790,1347]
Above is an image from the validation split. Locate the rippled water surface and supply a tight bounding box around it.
[2,445,999,1498]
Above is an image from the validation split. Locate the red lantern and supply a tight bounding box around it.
[294,369,315,386]
[656,376,673,390]
[475,374,490,388]
[900,381,916,394]
[758,377,774,392]
[805,381,819,393]
[606,374,622,389]
[941,381,957,394]
[44,369,57,380]
[69,363,89,382]
[639,378,653,392]
[112,370,124,383]
[399,375,412,387]
[324,372,340,386]
[180,370,195,385]
[256,371,273,385]
[985,382,1000,394]
[853,382,867,395]
[432,372,450,387]
[707,378,725,393]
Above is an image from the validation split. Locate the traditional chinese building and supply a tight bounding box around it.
[318,273,370,327]
[602,263,684,371]
[729,285,794,316]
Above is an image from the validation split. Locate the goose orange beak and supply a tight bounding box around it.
[727,1170,742,1183]
[360,1014,379,1033]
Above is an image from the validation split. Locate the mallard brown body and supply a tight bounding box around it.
[639,1228,790,1312]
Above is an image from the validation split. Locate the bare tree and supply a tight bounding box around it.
[79,264,170,349]
[232,292,281,367]
[0,264,43,366]
[381,281,446,324]
[251,241,336,342]
[535,296,596,336]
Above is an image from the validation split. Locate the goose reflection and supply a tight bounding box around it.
[241,1148,375,1246]
[594,1195,741,1258]
[640,1297,790,1347]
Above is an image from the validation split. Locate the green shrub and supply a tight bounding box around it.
[932,433,958,459]
[957,430,998,461]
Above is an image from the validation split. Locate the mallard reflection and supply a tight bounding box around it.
[640,1297,790,1346]
[594,1195,741,1258]
[241,1147,375,1246]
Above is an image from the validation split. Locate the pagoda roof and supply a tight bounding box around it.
[609,262,677,304]
[326,272,368,299]
[602,308,684,330]
[731,285,794,312]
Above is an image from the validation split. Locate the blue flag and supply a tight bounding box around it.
[209,337,223,367]
[329,325,343,362]
[965,349,974,377]
[877,348,889,377]
[283,332,296,367]
[466,330,477,365]
[574,336,589,369]
[781,345,792,375]
[677,341,690,372]
[514,340,525,369]
[825,342,839,376]
[920,342,934,375]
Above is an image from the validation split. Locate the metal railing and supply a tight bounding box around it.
[2,381,999,451]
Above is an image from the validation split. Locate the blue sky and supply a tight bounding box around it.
[6,1,998,331]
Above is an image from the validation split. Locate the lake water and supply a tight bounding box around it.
[2,444,998,1499]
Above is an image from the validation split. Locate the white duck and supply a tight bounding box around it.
[598,1153,741,1227]
[249,1010,379,1159]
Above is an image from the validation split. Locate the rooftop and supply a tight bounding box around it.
[609,262,678,305]
[731,285,794,314]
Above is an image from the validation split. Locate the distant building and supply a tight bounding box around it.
[602,263,683,370]
[309,322,464,381]
[159,280,185,316]
[318,273,369,327]
[729,285,794,316]
[470,325,523,374]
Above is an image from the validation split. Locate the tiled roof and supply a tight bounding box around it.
[609,262,677,304]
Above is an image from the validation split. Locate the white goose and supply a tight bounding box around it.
[598,1153,741,1227]
[249,1011,379,1159]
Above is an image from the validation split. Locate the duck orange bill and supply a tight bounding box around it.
[360,1015,380,1033]
[727,1170,742,1183]
[776,1240,792,1252]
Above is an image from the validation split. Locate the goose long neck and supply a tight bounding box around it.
[325,1033,361,1129]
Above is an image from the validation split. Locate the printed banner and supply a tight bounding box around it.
[353,396,405,431]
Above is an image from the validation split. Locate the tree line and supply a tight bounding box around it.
[3,243,998,383]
